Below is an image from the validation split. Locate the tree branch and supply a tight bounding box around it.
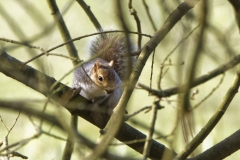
[0,50,171,159]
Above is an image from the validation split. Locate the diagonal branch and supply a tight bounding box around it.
[86,1,200,159]
[0,50,171,159]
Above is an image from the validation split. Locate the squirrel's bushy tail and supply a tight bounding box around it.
[89,32,136,81]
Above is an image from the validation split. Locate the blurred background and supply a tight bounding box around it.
[0,0,240,159]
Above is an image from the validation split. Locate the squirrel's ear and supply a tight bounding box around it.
[109,60,114,67]
[94,60,100,72]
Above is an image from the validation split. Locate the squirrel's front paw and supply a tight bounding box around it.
[71,87,82,98]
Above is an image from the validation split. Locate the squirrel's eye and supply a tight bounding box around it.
[98,76,103,82]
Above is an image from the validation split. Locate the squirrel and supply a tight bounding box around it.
[72,32,136,115]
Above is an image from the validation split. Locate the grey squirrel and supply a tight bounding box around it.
[72,32,136,114]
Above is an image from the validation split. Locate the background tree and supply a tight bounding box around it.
[0,0,240,159]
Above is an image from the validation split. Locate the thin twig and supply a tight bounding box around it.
[110,134,170,146]
[76,0,102,31]
[192,74,225,109]
[24,30,152,64]
[8,151,28,159]
[7,111,21,137]
[48,53,81,62]
[158,24,200,89]
[149,50,155,95]
[0,115,9,132]
[125,106,152,120]
[39,98,50,128]
[0,38,49,56]
[143,98,160,159]
[128,0,142,49]
[142,0,157,31]
[0,130,41,154]
[42,131,67,141]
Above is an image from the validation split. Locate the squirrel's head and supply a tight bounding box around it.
[91,60,117,91]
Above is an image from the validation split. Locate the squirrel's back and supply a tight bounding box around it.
[89,33,136,81]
